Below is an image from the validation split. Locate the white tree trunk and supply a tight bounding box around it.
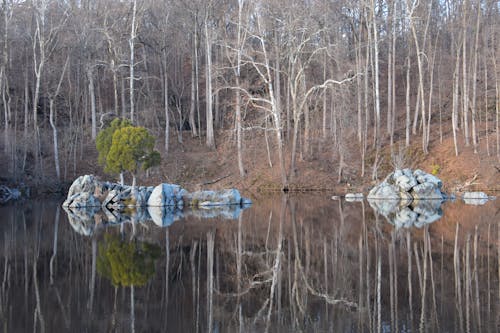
[163,52,170,153]
[129,0,137,123]
[205,15,215,148]
[87,67,97,139]
[471,1,481,153]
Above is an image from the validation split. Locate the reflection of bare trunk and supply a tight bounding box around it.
[162,229,170,330]
[190,240,198,323]
[50,206,60,285]
[389,232,395,330]
[473,226,480,330]
[427,229,438,329]
[266,197,285,331]
[34,256,45,333]
[419,229,428,332]
[454,224,464,333]
[89,237,96,313]
[130,286,135,333]
[465,235,471,333]
[407,231,413,325]
[207,231,215,333]
[486,224,491,319]
[376,237,381,333]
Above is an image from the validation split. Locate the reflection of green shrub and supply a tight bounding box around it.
[97,234,161,287]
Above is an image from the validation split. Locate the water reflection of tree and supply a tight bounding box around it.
[97,234,161,287]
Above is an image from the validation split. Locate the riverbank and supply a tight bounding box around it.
[1,129,498,199]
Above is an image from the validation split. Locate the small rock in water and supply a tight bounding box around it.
[345,193,364,202]
[462,192,489,205]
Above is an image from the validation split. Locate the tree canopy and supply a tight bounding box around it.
[96,119,160,180]
[96,118,133,168]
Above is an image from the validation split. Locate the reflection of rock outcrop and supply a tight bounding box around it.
[0,185,22,204]
[64,204,251,235]
[368,198,443,228]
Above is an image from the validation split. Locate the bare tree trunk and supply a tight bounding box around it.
[408,0,428,154]
[22,70,29,171]
[129,0,137,123]
[235,0,245,178]
[205,13,215,149]
[452,39,461,156]
[425,35,439,153]
[371,0,381,180]
[194,17,201,140]
[406,56,411,147]
[484,55,490,156]
[462,0,470,146]
[87,66,97,139]
[33,1,48,174]
[495,52,499,158]
[190,36,198,137]
[387,0,394,145]
[49,57,69,181]
[163,50,170,153]
[471,0,481,153]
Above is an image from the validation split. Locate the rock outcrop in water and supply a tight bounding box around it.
[63,175,252,209]
[62,175,252,236]
[368,169,446,201]
[367,169,446,228]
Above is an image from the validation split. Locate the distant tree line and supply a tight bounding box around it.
[0,0,498,187]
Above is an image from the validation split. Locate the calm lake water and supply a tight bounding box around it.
[0,195,498,332]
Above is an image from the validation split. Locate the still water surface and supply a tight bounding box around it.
[0,195,498,332]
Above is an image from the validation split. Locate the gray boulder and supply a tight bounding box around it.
[67,175,99,198]
[147,184,186,207]
[463,192,489,205]
[64,192,101,208]
[186,189,243,206]
[367,183,400,200]
[411,182,444,200]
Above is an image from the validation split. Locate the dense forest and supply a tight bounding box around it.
[0,0,498,189]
